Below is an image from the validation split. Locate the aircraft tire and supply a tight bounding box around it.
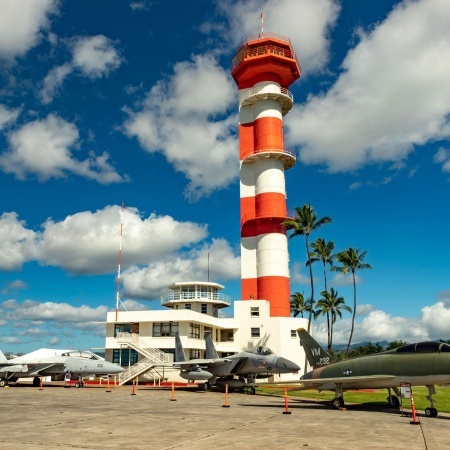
[250,386,256,395]
[0,379,6,387]
[388,395,400,408]
[426,407,438,417]
[75,382,82,388]
[33,377,40,387]
[333,397,344,409]
[203,382,210,391]
[432,408,438,417]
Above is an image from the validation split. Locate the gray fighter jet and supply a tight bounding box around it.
[174,331,300,393]
[0,348,124,387]
[260,328,450,417]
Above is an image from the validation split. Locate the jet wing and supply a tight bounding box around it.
[259,374,396,390]
[174,358,233,369]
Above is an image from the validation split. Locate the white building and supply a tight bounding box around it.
[104,281,308,384]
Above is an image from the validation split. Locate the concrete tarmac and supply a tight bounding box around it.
[1,383,449,449]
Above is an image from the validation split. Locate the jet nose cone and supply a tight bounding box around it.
[276,357,301,373]
[106,363,124,373]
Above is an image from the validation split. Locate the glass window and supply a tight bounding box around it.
[250,307,259,317]
[152,322,179,337]
[201,304,208,314]
[114,323,131,337]
[251,328,260,338]
[190,323,200,339]
[212,305,218,318]
[113,348,138,367]
[189,349,201,359]
[220,329,234,342]
[185,304,191,310]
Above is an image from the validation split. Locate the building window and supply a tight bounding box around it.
[291,330,297,338]
[152,322,179,337]
[185,303,191,310]
[251,328,260,338]
[220,329,234,342]
[212,305,218,318]
[190,323,200,339]
[114,323,131,337]
[201,303,208,314]
[189,349,201,359]
[204,326,212,338]
[250,307,259,317]
[113,348,138,367]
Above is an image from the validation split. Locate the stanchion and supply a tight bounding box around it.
[170,382,177,401]
[39,376,43,391]
[410,391,420,425]
[106,376,111,393]
[222,384,230,408]
[282,388,291,414]
[131,378,136,396]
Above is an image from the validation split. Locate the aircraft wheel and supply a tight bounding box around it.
[388,395,400,408]
[250,386,256,395]
[33,377,40,387]
[425,407,438,417]
[203,382,210,391]
[0,379,6,387]
[333,397,344,409]
[75,382,82,388]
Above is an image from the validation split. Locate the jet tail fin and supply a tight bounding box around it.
[174,332,187,363]
[297,328,332,368]
[204,331,219,359]
[0,349,7,362]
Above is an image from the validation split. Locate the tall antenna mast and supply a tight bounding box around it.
[258,12,264,35]
[115,202,128,322]
[207,253,210,282]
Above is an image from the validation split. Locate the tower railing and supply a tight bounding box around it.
[160,291,231,306]
[232,43,297,71]
[241,147,296,160]
[241,210,296,228]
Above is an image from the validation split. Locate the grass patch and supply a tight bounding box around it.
[256,386,450,413]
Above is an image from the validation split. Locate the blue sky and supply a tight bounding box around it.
[1,0,450,353]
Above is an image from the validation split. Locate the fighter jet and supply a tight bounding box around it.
[261,328,450,417]
[173,331,300,393]
[0,348,124,388]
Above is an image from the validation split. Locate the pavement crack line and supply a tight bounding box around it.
[164,413,279,449]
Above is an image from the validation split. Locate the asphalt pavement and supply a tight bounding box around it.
[0,382,449,449]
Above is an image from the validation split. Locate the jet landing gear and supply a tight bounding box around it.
[387,388,400,408]
[75,376,85,388]
[425,385,438,417]
[333,384,345,409]
[0,378,7,387]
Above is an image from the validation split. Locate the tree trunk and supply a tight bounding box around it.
[345,271,357,358]
[323,262,330,351]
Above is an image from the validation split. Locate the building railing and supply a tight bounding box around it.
[241,210,295,227]
[160,292,231,306]
[241,85,293,103]
[242,147,296,161]
[116,332,171,363]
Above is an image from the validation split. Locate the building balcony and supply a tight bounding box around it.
[240,85,294,116]
[160,292,231,308]
[241,147,296,170]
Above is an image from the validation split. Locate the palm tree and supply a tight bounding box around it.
[308,238,335,349]
[282,204,331,334]
[316,288,351,352]
[332,248,372,358]
[290,292,306,317]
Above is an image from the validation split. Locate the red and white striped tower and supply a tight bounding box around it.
[231,32,301,317]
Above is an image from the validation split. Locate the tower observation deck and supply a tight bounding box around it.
[231,32,301,317]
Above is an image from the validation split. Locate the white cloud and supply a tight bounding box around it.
[129,2,149,11]
[434,147,450,173]
[0,336,22,344]
[124,53,238,201]
[0,114,125,183]
[0,212,38,271]
[122,238,240,299]
[330,272,361,287]
[216,0,340,74]
[0,0,58,62]
[0,104,20,129]
[39,35,122,103]
[39,205,208,274]
[48,337,59,345]
[72,35,122,78]
[287,0,450,173]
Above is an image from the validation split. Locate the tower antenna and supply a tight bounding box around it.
[115,202,128,322]
[258,12,264,35]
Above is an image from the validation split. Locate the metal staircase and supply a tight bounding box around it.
[116,332,171,385]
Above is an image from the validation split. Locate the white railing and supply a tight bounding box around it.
[116,333,171,363]
[118,356,155,385]
[242,147,296,161]
[160,292,231,306]
[243,85,293,103]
